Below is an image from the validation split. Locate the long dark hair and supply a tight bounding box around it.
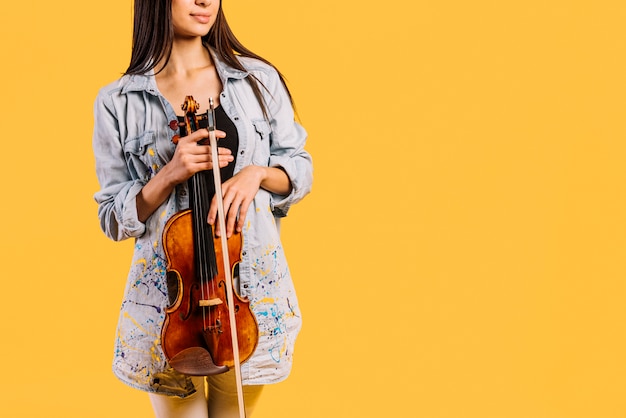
[125,0,293,118]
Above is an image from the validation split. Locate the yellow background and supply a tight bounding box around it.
[1,1,625,417]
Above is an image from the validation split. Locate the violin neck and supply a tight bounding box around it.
[189,171,218,279]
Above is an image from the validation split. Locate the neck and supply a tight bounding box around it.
[157,37,213,76]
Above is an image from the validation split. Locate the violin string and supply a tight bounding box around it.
[197,174,209,329]
[192,172,203,326]
[188,108,210,331]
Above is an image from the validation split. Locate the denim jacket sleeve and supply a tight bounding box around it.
[92,84,147,241]
[258,66,313,217]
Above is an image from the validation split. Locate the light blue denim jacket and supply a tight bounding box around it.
[93,49,312,396]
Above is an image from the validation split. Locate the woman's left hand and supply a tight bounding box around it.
[207,165,265,237]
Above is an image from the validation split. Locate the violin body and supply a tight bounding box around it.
[161,210,258,371]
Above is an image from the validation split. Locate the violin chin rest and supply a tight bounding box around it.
[169,347,229,376]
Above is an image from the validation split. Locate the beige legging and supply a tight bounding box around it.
[149,371,264,418]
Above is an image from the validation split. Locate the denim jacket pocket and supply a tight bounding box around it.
[123,131,155,180]
[250,120,271,166]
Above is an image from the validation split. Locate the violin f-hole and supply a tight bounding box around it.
[166,271,181,308]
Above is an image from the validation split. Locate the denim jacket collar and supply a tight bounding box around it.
[120,47,249,96]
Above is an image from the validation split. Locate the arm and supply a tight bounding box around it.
[263,68,313,217]
[208,66,313,237]
[93,88,233,235]
[93,89,146,241]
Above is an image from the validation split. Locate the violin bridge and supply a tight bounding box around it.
[199,298,223,307]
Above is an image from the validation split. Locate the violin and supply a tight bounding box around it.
[161,96,258,415]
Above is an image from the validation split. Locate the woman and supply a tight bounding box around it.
[92,0,312,416]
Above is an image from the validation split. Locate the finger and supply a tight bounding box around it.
[183,128,209,144]
[203,154,233,171]
[214,219,222,238]
[235,201,249,233]
[177,146,211,166]
[207,196,217,229]
[219,154,234,167]
[232,187,252,235]
[225,186,251,237]
[214,183,239,238]
[180,128,224,144]
[224,193,240,238]
[214,129,227,140]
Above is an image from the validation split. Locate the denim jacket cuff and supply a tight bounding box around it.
[120,180,147,239]
[268,156,311,217]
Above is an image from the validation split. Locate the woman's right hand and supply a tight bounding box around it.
[136,129,233,222]
[167,128,233,185]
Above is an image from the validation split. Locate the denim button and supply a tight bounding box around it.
[169,120,179,130]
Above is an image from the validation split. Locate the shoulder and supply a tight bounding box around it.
[94,76,128,114]
[236,56,281,83]
[95,74,152,103]
[97,75,128,99]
